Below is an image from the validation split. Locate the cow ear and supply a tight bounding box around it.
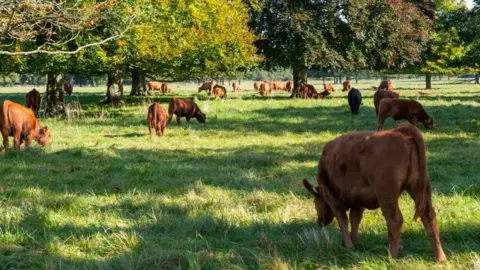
[44,126,48,132]
[303,179,320,197]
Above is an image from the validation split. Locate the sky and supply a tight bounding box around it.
[466,0,475,8]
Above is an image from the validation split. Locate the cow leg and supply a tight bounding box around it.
[407,187,447,262]
[349,208,364,242]
[375,116,386,131]
[1,129,9,152]
[148,122,153,136]
[379,200,403,258]
[176,114,181,125]
[160,123,166,136]
[13,130,22,149]
[186,116,191,122]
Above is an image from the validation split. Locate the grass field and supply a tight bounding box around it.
[0,79,479,269]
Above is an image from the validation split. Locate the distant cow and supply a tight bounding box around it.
[303,124,446,262]
[161,83,169,94]
[286,81,294,92]
[26,89,41,116]
[259,83,271,96]
[148,81,164,93]
[347,88,362,115]
[232,82,241,93]
[376,99,434,131]
[168,98,206,125]
[342,81,352,92]
[147,103,168,136]
[64,82,73,96]
[324,83,335,92]
[373,90,400,116]
[318,90,330,99]
[254,82,261,92]
[376,80,394,91]
[299,84,319,99]
[198,81,214,95]
[0,100,51,151]
[212,85,227,99]
[273,82,286,91]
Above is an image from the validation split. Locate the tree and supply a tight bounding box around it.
[250,0,431,97]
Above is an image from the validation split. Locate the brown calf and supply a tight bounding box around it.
[168,98,206,125]
[0,100,50,151]
[378,80,394,91]
[232,82,241,93]
[254,82,261,92]
[342,80,352,92]
[147,103,168,136]
[376,99,433,131]
[324,83,335,92]
[212,85,227,99]
[26,89,41,116]
[198,81,214,95]
[286,81,294,92]
[373,90,400,116]
[303,124,446,261]
[259,83,271,96]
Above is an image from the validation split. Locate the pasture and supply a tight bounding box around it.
[0,80,479,269]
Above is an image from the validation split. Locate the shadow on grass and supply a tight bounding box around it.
[2,196,479,268]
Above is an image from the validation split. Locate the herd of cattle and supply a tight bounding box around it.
[0,79,446,262]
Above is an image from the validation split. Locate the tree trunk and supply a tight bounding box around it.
[291,65,308,98]
[426,73,432,90]
[45,73,67,117]
[130,68,146,96]
[106,68,124,103]
[475,73,479,84]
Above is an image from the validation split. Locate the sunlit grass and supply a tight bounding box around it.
[0,79,479,268]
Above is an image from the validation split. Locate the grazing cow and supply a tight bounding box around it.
[347,88,362,115]
[212,85,227,99]
[168,98,206,124]
[198,81,214,95]
[259,83,271,96]
[273,82,286,91]
[318,90,330,99]
[303,124,446,262]
[64,82,73,96]
[324,83,335,92]
[376,80,394,91]
[373,90,400,116]
[0,100,51,151]
[232,82,241,93]
[376,99,434,131]
[286,81,294,92]
[147,103,168,136]
[342,81,352,92]
[148,81,164,93]
[254,82,261,92]
[418,91,432,96]
[26,89,41,116]
[161,83,169,94]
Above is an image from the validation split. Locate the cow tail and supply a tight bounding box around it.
[1,101,9,128]
[409,126,429,221]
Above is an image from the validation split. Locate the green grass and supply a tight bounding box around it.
[0,79,479,269]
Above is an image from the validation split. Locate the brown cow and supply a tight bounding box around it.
[64,82,73,96]
[232,82,241,93]
[273,82,286,91]
[148,81,163,92]
[212,85,227,99]
[0,100,50,151]
[299,84,319,99]
[342,81,352,92]
[161,83,169,94]
[318,90,331,99]
[26,89,41,116]
[324,83,335,92]
[259,83,271,96]
[254,82,261,92]
[286,81,294,92]
[303,124,446,262]
[147,103,167,136]
[168,98,206,125]
[373,90,400,116]
[376,99,434,131]
[376,80,394,91]
[198,81,214,94]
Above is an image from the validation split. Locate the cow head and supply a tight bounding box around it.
[303,179,334,225]
[36,126,51,146]
[422,115,434,129]
[195,112,206,123]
